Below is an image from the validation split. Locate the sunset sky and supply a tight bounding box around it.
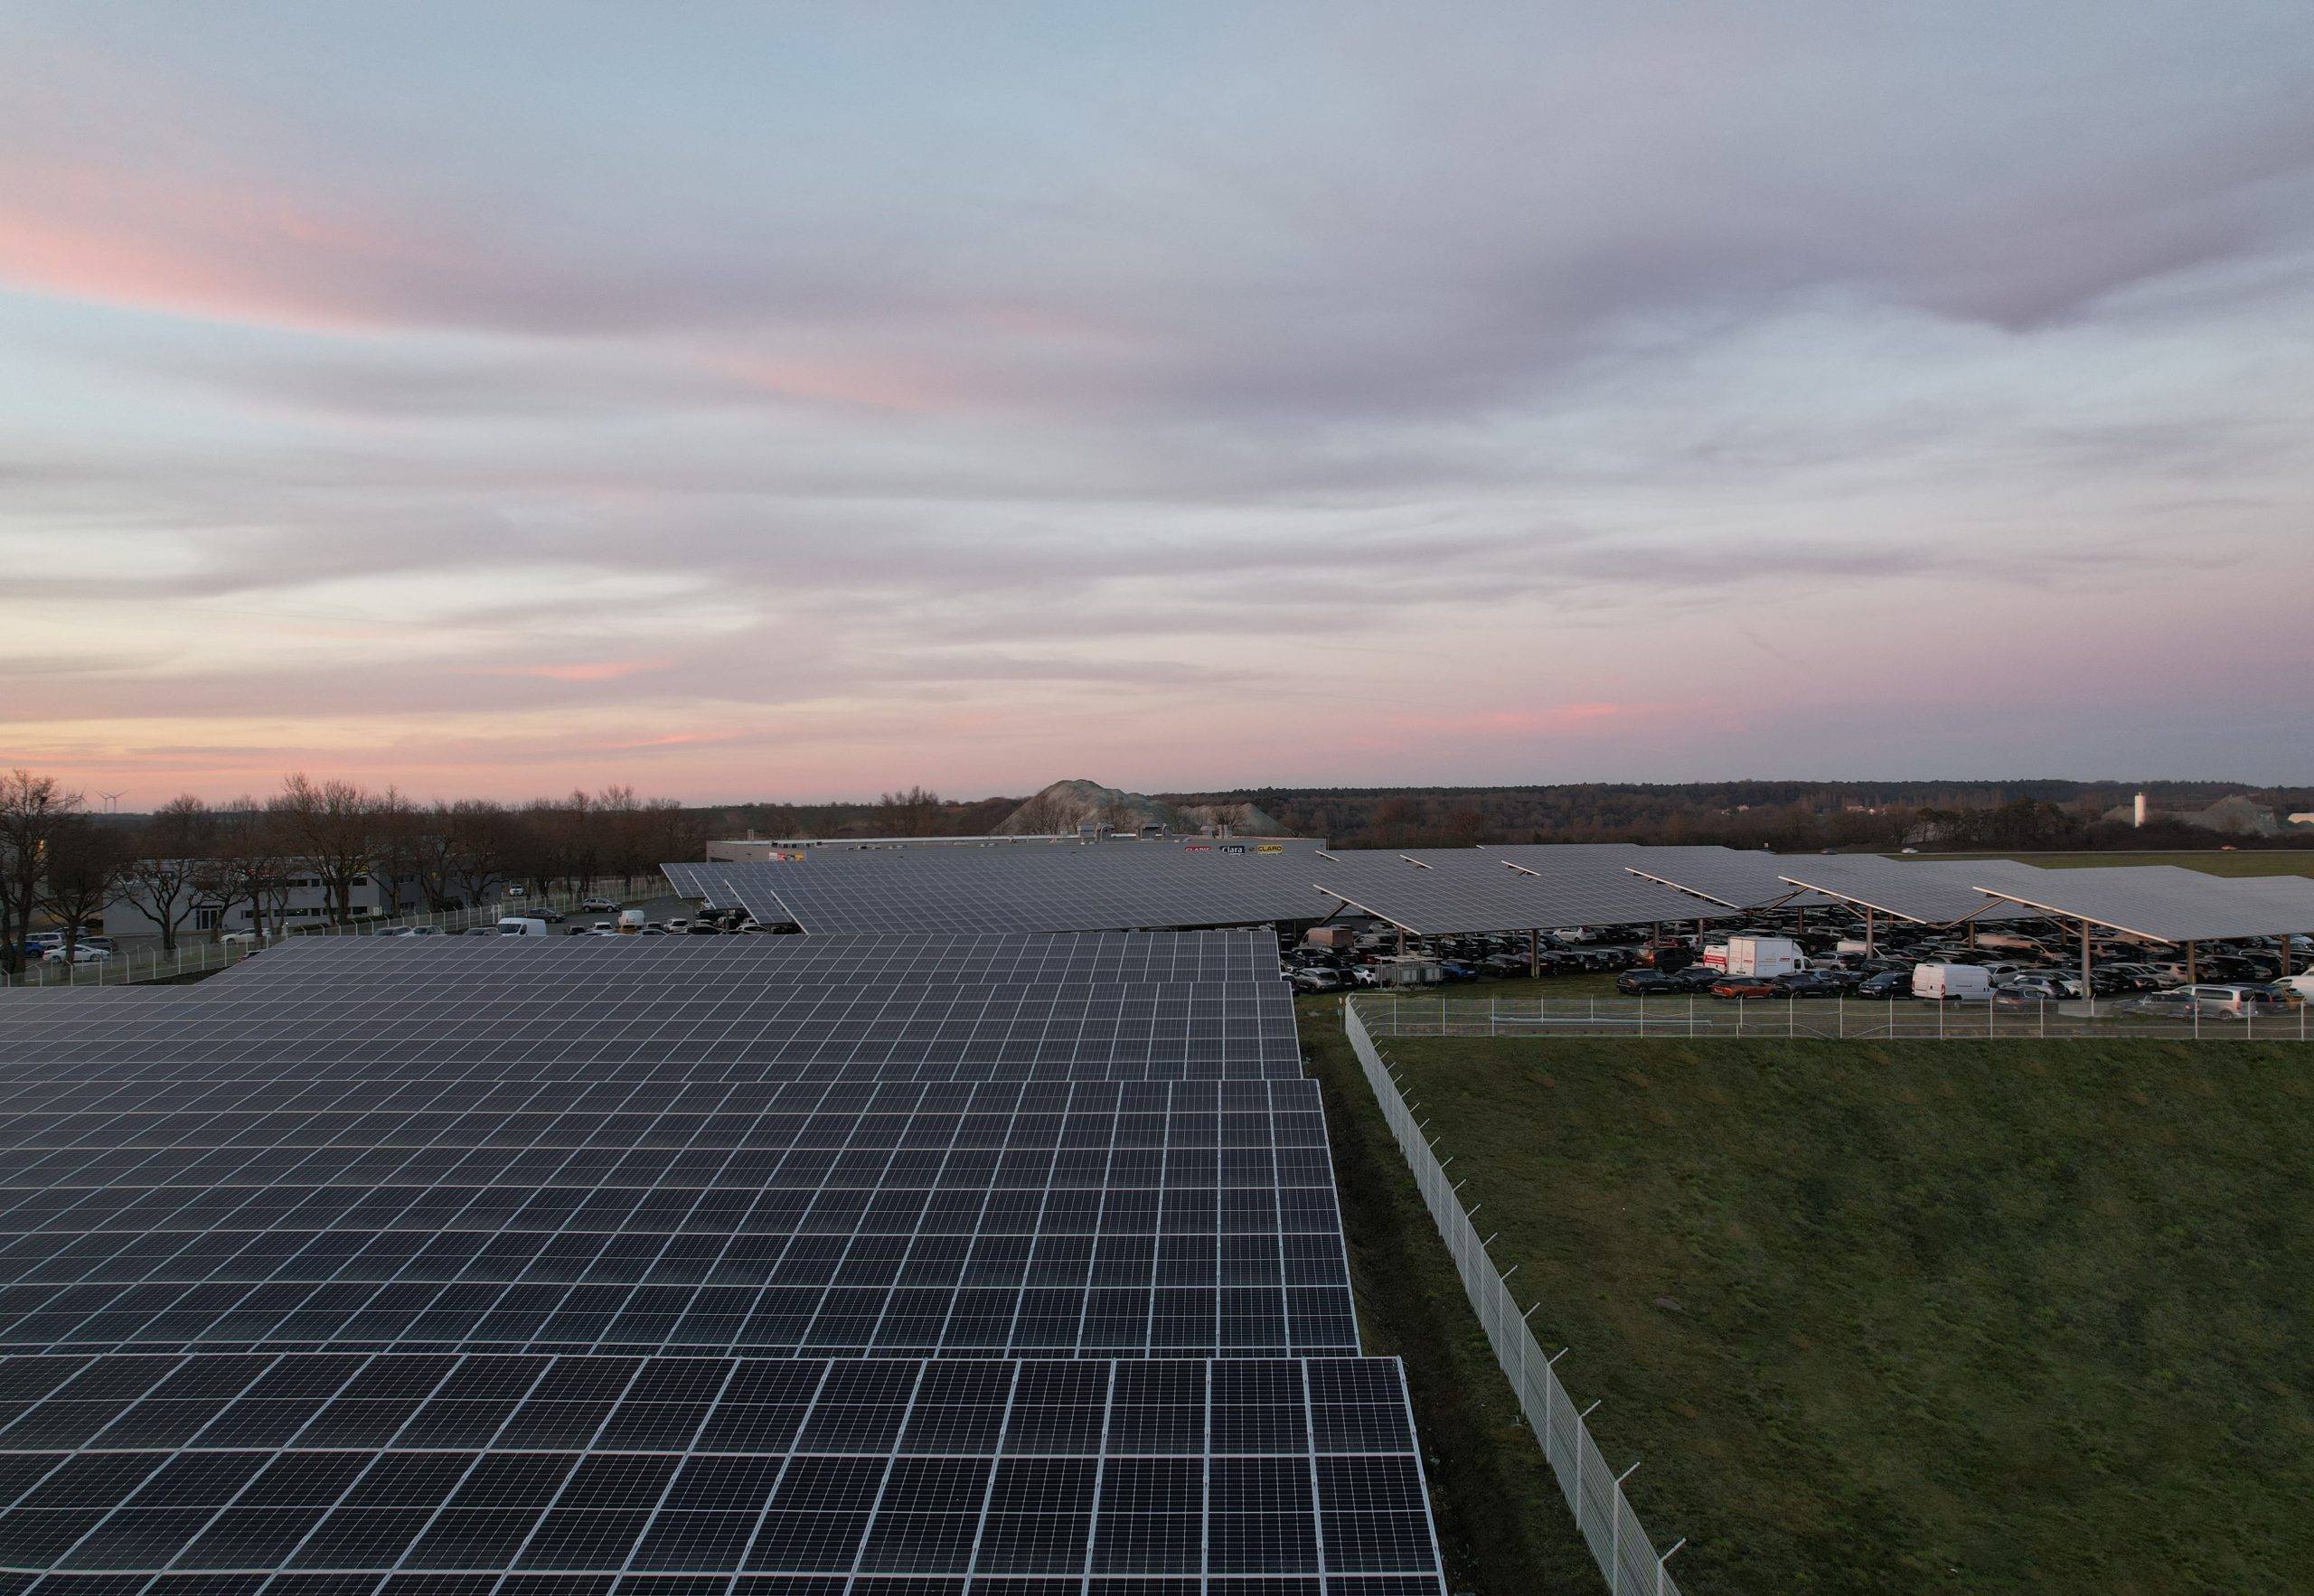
[5,3,2310,804]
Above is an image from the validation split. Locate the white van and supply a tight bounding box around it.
[1723,936,1807,978]
[1913,962,1993,1001]
[496,916,550,937]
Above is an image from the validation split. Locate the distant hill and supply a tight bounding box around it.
[996,779,1290,837]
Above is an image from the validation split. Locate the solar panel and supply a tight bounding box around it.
[1309,850,1712,935]
[1600,846,1837,911]
[0,934,1445,1591]
[666,851,1338,936]
[207,930,1286,994]
[1773,857,2051,926]
[0,1351,1444,1583]
[0,1079,1353,1359]
[1967,864,2314,944]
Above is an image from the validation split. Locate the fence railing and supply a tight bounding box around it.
[0,937,255,990]
[280,887,597,943]
[3,887,619,988]
[1343,998,1687,1595]
[1353,992,2314,1043]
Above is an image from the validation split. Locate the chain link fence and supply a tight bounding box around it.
[1343,999,1687,1595]
[1354,992,2314,1043]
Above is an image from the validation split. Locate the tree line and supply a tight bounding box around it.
[0,770,707,972]
[1165,781,2314,854]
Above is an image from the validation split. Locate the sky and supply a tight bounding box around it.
[4,2,2311,805]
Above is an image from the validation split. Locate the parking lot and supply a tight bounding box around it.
[1277,914,2311,1021]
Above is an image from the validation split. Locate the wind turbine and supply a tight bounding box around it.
[97,792,124,814]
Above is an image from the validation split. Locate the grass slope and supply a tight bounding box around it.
[1348,1028,2314,1592]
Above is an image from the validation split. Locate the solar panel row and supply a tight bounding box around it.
[664,857,1337,939]
[204,934,1286,993]
[1306,851,1711,936]
[0,934,1449,1589]
[0,1082,1354,1359]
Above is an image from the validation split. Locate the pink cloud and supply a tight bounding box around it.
[1415,702,1680,737]
[0,156,437,333]
[486,658,675,684]
[702,352,959,414]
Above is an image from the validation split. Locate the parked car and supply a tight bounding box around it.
[2128,984,2290,1021]
[42,944,113,964]
[1856,969,1914,1000]
[1709,974,1783,1000]
[1995,972,2081,1002]
[2185,982,2292,1019]
[581,897,618,913]
[1614,970,1689,996]
[1289,967,1344,993]
[1436,961,1481,983]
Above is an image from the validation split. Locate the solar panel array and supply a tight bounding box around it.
[1306,851,1714,936]
[1967,863,2314,944]
[666,853,1337,937]
[1772,858,2050,926]
[1590,846,1837,911]
[0,934,1449,1590]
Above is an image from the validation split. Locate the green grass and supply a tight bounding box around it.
[1326,1022,2314,1592]
[1904,850,2314,878]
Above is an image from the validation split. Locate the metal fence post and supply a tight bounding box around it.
[1657,1538,1687,1595]
[1612,1458,1641,1593]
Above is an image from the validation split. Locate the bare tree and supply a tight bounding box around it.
[1007,790,1072,835]
[443,800,520,908]
[272,774,377,923]
[1097,791,1140,836]
[597,785,648,890]
[0,770,80,978]
[38,815,135,960]
[119,794,216,953]
[194,798,268,942]
[875,785,944,837]
[368,786,422,920]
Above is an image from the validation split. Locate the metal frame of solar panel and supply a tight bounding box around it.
[0,933,1448,1590]
[1307,850,1717,935]
[665,852,1340,937]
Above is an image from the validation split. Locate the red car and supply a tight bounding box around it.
[1709,974,1782,1000]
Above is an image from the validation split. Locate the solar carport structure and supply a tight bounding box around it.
[1771,857,2053,952]
[667,849,1339,936]
[0,934,1450,1591]
[1971,864,2314,988]
[1307,849,1720,971]
[1600,846,1836,914]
